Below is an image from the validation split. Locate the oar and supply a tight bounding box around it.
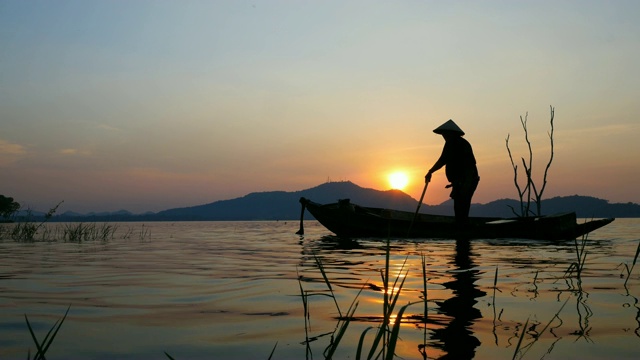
[296,198,306,235]
[408,180,429,236]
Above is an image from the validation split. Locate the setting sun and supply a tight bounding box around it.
[388,172,409,190]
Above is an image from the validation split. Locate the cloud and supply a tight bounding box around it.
[0,139,26,155]
[0,139,28,165]
[59,148,92,156]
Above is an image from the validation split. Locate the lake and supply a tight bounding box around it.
[1,219,639,359]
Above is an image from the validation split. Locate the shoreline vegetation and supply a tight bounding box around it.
[0,217,151,242]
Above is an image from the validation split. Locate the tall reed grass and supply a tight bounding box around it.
[0,200,154,242]
[4,202,62,241]
[62,222,118,242]
[561,233,590,291]
[297,239,419,360]
[1,221,151,242]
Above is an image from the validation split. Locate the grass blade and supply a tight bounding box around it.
[39,305,71,358]
[325,302,358,359]
[25,305,70,360]
[625,240,640,286]
[24,314,45,359]
[356,326,375,360]
[633,240,640,267]
[267,341,278,360]
[366,321,385,360]
[421,254,428,360]
[384,302,415,360]
[314,253,342,318]
[512,317,529,360]
[325,282,366,359]
[518,296,570,358]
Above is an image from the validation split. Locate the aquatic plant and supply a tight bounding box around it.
[621,239,640,287]
[314,253,344,318]
[24,305,70,360]
[297,239,418,360]
[297,253,363,359]
[418,253,428,360]
[62,222,118,242]
[139,224,150,240]
[356,241,414,360]
[296,267,312,358]
[120,224,151,240]
[268,342,278,359]
[10,202,62,241]
[511,297,570,360]
[563,232,590,288]
[511,317,529,360]
[1,215,152,243]
[491,265,504,337]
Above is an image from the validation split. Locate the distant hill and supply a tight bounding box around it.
[468,195,640,218]
[42,181,640,221]
[153,181,418,220]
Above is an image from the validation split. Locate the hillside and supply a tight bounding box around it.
[43,181,640,221]
[153,181,418,220]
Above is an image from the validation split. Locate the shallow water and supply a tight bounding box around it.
[1,219,639,359]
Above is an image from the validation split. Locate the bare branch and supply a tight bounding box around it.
[521,158,532,215]
[507,107,556,217]
[506,134,525,216]
[539,106,555,201]
[531,106,555,215]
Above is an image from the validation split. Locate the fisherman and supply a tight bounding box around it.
[425,119,479,224]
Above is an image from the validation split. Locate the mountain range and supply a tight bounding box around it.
[38,181,640,221]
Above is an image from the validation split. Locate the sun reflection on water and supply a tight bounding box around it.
[0,220,639,359]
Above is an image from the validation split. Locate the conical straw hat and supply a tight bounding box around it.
[433,119,464,135]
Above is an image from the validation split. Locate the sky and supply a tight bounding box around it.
[1,0,639,213]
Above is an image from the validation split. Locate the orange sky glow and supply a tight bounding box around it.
[1,1,639,213]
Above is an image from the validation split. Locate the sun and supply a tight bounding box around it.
[388,171,409,190]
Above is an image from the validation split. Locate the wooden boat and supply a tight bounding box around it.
[296,197,615,240]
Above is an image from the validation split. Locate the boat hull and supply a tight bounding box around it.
[298,197,614,240]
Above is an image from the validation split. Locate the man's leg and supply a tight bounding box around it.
[454,192,472,223]
[454,177,479,223]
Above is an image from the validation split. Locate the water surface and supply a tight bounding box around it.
[1,219,639,359]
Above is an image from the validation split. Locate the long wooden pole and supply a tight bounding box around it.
[295,200,306,235]
[408,181,429,236]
